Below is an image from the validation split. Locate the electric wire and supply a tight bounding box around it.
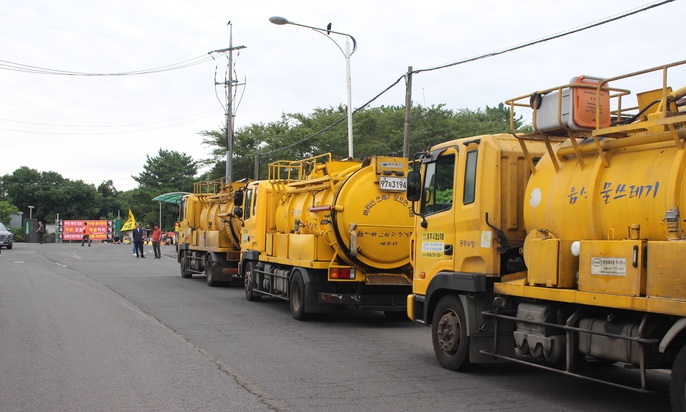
[0,108,221,135]
[0,1,674,164]
[0,54,216,76]
[0,108,219,128]
[260,0,674,157]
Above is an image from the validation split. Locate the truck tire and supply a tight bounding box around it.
[671,344,686,411]
[205,254,217,287]
[180,251,192,278]
[289,271,310,321]
[243,261,261,301]
[432,295,472,371]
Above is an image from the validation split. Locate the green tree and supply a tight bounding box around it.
[200,115,296,181]
[125,186,162,229]
[96,180,122,220]
[1,167,42,218]
[452,103,518,137]
[199,102,522,179]
[0,167,101,222]
[50,180,101,220]
[130,149,197,230]
[0,200,19,225]
[133,149,197,192]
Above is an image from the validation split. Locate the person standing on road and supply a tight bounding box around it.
[81,221,91,247]
[132,222,146,258]
[151,224,162,259]
[36,220,45,244]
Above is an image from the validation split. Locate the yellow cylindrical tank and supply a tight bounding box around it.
[274,156,414,271]
[524,138,686,241]
[185,180,245,249]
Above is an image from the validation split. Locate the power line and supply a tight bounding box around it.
[413,0,674,75]
[0,110,222,136]
[263,0,674,156]
[0,108,220,129]
[0,52,222,76]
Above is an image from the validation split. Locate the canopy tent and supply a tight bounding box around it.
[152,192,191,204]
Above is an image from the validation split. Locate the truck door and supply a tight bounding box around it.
[240,183,257,251]
[412,148,458,294]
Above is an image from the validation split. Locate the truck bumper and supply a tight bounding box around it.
[407,294,426,324]
[407,294,415,321]
[318,292,407,311]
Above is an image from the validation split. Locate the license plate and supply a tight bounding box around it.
[379,177,407,192]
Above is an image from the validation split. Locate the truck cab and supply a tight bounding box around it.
[407,134,544,326]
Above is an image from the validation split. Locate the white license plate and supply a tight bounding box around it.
[379,177,407,192]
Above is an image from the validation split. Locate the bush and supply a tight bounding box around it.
[11,227,24,242]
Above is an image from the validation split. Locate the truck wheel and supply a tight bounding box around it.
[432,295,472,371]
[671,344,686,411]
[205,254,217,287]
[180,251,192,278]
[289,271,310,321]
[244,261,261,301]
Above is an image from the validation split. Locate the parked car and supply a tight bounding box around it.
[0,222,13,249]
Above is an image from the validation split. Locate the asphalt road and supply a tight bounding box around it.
[0,242,673,411]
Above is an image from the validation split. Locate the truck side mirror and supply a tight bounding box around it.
[234,189,244,207]
[233,207,243,219]
[407,171,421,202]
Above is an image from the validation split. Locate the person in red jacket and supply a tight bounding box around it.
[81,222,91,247]
[151,224,162,259]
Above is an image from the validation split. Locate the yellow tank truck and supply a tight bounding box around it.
[238,153,414,320]
[406,60,686,410]
[177,178,246,286]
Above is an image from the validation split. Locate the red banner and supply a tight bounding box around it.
[59,220,112,241]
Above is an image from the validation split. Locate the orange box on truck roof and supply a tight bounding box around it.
[534,75,611,131]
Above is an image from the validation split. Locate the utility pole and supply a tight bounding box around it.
[403,66,413,159]
[210,22,246,183]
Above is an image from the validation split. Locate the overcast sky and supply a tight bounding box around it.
[2,0,683,192]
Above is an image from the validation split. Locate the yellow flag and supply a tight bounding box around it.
[121,209,136,232]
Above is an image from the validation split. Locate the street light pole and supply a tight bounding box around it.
[28,205,34,220]
[269,16,357,159]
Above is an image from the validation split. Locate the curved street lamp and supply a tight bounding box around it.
[269,16,357,159]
